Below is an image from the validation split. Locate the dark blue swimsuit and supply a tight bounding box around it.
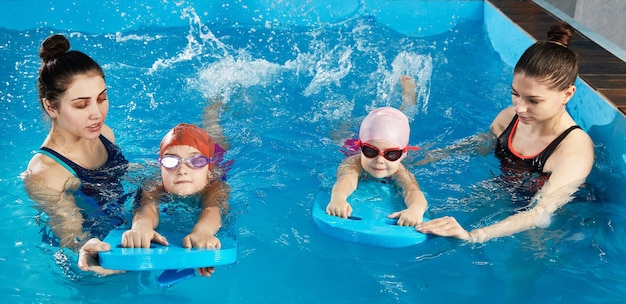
[494,115,581,195]
[37,135,129,244]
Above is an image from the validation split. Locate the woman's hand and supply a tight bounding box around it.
[416,216,471,240]
[77,238,125,275]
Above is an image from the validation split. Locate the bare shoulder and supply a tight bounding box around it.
[24,153,75,195]
[338,154,360,166]
[489,107,516,137]
[337,154,362,176]
[100,124,116,143]
[204,179,231,211]
[546,127,594,180]
[558,127,594,159]
[394,163,418,185]
[212,178,231,192]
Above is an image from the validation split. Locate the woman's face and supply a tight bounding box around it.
[360,139,404,179]
[511,73,575,125]
[160,145,210,196]
[47,73,109,140]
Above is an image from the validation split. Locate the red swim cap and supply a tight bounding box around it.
[159,123,214,160]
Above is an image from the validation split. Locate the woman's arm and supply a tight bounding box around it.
[471,126,595,242]
[416,180,583,242]
[472,128,593,235]
[326,155,362,218]
[420,128,594,243]
[23,158,87,251]
[413,107,514,167]
[489,107,516,137]
[412,132,497,166]
[468,177,585,242]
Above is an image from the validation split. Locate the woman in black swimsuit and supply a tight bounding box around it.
[416,22,595,243]
[23,34,128,274]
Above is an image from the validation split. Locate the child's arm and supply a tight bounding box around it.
[387,163,428,226]
[122,187,168,248]
[183,206,222,249]
[182,180,230,249]
[326,155,362,218]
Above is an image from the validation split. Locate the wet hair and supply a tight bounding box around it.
[37,34,104,112]
[513,22,579,91]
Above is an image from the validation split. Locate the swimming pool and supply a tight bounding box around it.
[1,0,625,303]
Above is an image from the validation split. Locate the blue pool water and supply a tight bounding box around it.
[1,1,625,303]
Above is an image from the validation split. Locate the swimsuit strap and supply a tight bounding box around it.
[500,114,518,138]
[495,114,582,173]
[538,125,582,162]
[508,118,581,166]
[36,148,79,178]
[36,134,125,182]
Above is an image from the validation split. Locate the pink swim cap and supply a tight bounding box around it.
[359,107,410,148]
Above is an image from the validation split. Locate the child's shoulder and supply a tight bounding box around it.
[335,155,363,179]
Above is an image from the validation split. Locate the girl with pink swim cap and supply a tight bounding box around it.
[326,106,429,226]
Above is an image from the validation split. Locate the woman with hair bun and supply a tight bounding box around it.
[23,34,128,274]
[417,22,595,243]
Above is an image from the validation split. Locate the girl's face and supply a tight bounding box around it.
[360,139,403,179]
[160,145,210,196]
[511,73,575,125]
[46,74,109,140]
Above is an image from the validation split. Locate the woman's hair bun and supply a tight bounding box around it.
[547,22,575,47]
[39,34,71,63]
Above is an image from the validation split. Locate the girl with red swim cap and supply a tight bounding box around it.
[77,102,230,277]
[121,103,231,278]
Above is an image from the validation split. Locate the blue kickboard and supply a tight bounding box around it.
[312,181,429,248]
[99,228,237,271]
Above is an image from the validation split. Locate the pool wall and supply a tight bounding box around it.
[0,0,483,36]
[1,0,624,173]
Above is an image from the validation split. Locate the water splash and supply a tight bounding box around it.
[388,51,432,115]
[148,6,230,74]
[294,44,354,97]
[191,52,283,102]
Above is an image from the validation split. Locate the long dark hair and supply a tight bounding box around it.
[37,34,104,113]
[513,22,579,91]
